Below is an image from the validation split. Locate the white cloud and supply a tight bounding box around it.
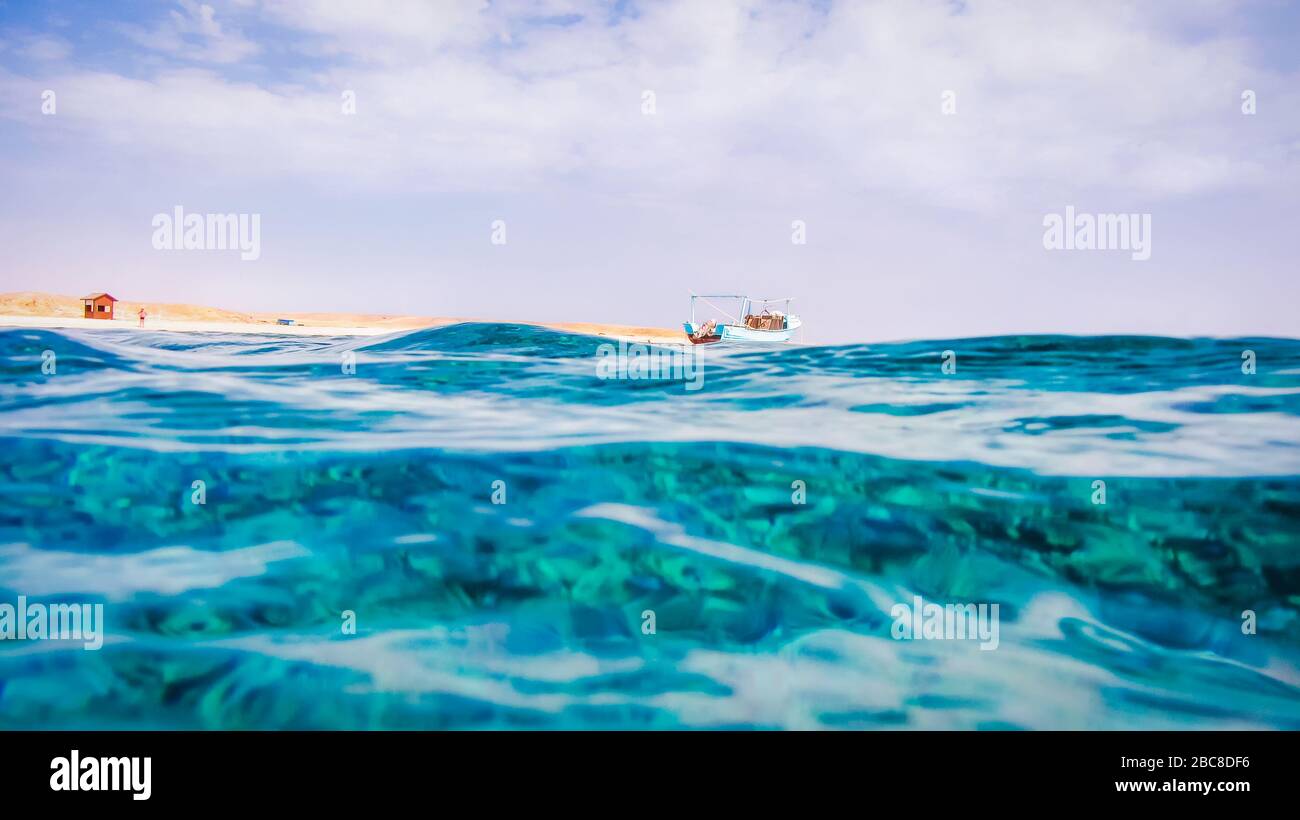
[20,36,71,61]
[3,0,1298,212]
[261,0,492,63]
[119,0,259,64]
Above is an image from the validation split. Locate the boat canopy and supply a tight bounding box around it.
[691,294,795,302]
[689,293,795,324]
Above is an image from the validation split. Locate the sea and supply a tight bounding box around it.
[1,324,1298,729]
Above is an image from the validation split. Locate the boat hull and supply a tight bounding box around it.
[686,332,721,344]
[683,317,801,344]
[718,323,798,343]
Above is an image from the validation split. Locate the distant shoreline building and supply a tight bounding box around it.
[81,293,117,320]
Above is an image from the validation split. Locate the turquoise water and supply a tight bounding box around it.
[1,325,1299,729]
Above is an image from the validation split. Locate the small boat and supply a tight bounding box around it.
[683,294,802,344]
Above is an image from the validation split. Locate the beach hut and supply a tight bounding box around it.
[82,293,118,320]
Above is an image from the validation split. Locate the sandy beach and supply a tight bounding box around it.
[0,292,683,345]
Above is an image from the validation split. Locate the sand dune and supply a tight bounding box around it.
[0,292,683,344]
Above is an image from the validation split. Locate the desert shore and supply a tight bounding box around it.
[0,292,684,345]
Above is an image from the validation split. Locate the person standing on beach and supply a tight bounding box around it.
[138,307,147,327]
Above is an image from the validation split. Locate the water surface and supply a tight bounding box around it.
[1,325,1298,729]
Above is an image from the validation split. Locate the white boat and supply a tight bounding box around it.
[683,294,802,344]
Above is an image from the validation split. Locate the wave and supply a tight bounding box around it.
[1,324,1298,728]
[1,326,1296,474]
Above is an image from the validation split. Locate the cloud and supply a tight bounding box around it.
[260,0,493,63]
[3,0,1298,212]
[118,0,259,64]
[19,36,71,62]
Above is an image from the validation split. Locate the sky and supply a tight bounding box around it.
[0,0,1297,343]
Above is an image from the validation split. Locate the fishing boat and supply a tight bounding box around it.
[683,294,802,344]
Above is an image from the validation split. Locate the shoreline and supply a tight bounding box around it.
[0,292,684,344]
[0,313,685,345]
